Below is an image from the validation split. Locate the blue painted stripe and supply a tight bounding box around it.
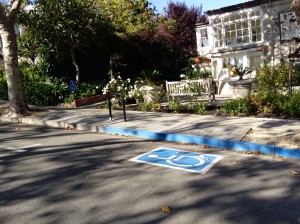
[102,126,300,159]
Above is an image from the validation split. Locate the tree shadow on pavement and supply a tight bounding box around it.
[0,125,299,224]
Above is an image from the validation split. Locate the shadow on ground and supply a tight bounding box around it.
[0,123,299,223]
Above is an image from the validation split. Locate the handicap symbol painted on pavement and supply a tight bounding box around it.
[130,147,223,174]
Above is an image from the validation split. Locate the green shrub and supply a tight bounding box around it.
[220,98,252,116]
[137,102,161,112]
[281,93,300,117]
[168,99,181,112]
[23,76,68,106]
[251,91,286,114]
[293,64,300,86]
[255,62,289,93]
[20,62,69,106]
[0,69,8,101]
[187,101,207,115]
[76,82,104,99]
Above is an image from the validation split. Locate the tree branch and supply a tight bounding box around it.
[8,0,23,22]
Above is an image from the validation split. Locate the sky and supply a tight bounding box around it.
[149,0,246,13]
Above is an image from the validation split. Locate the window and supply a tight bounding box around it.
[211,9,262,48]
[214,25,223,48]
[224,20,249,46]
[251,19,261,42]
[200,28,209,47]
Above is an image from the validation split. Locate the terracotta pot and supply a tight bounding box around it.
[194,57,202,64]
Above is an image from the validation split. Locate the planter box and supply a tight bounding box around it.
[229,79,253,99]
[59,94,109,108]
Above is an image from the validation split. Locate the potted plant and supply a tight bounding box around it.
[228,65,253,99]
[138,70,163,103]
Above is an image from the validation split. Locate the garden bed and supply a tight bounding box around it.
[59,94,109,108]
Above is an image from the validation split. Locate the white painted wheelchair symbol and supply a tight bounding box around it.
[148,154,205,167]
[130,148,223,174]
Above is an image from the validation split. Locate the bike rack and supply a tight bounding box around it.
[107,93,126,122]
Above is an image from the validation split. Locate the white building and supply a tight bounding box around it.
[196,0,299,95]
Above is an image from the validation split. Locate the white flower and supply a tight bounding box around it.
[127,78,131,82]
[117,75,121,79]
[180,74,186,78]
[96,86,99,89]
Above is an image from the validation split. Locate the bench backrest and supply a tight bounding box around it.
[166,79,212,96]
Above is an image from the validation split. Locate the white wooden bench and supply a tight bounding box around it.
[165,79,215,102]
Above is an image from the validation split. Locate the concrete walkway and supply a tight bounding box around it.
[1,100,300,158]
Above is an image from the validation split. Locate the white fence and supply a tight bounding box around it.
[165,79,215,101]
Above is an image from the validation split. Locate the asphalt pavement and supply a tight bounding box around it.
[0,123,299,224]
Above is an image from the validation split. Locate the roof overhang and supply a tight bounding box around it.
[205,0,282,15]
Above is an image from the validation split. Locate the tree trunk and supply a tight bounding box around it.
[70,48,80,83]
[0,24,28,116]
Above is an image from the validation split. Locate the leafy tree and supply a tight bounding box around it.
[97,0,157,37]
[166,2,205,59]
[0,0,28,116]
[126,2,206,76]
[20,0,112,83]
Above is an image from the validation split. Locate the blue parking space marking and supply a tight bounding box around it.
[130,148,223,174]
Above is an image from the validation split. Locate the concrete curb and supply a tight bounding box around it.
[102,127,300,159]
[1,117,299,159]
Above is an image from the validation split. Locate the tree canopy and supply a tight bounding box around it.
[19,0,113,82]
[96,0,158,37]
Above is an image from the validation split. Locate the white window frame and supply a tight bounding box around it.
[210,8,263,49]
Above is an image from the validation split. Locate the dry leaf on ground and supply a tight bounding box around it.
[161,206,172,214]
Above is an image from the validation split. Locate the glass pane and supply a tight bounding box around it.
[230,15,235,21]
[201,29,208,37]
[251,11,255,17]
[257,34,262,41]
[236,14,241,20]
[256,19,261,26]
[242,13,247,19]
[242,21,248,28]
[236,22,242,29]
[224,17,229,22]
[257,27,261,34]
[244,36,249,43]
[243,29,249,35]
